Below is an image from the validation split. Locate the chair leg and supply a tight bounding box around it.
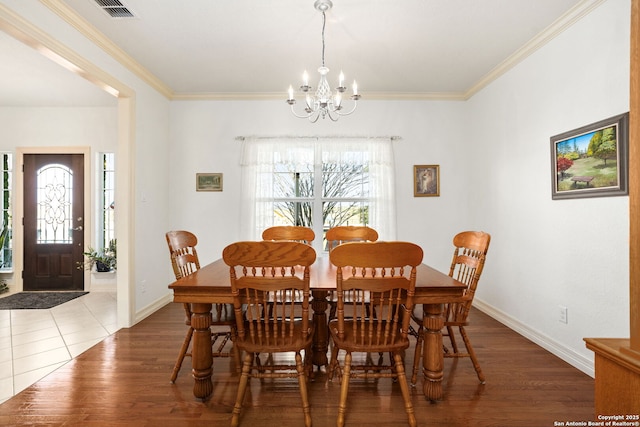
[337,352,352,427]
[328,341,340,381]
[170,326,194,383]
[230,326,242,374]
[329,300,337,320]
[394,353,417,427]
[304,345,314,379]
[295,352,312,427]
[231,351,253,427]
[410,325,423,385]
[459,326,485,383]
[446,325,459,353]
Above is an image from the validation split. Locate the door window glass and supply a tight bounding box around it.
[36,163,73,244]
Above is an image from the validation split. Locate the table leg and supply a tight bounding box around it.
[311,290,329,369]
[422,303,445,401]
[190,303,213,400]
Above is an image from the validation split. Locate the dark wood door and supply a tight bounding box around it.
[23,154,85,291]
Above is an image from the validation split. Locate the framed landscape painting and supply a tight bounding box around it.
[414,165,440,197]
[196,173,223,192]
[550,113,629,200]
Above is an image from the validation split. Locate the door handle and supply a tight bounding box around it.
[72,226,83,231]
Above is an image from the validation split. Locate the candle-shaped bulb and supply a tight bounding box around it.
[303,71,309,86]
[339,71,344,87]
[352,81,358,95]
[288,85,294,101]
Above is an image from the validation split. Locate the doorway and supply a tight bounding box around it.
[23,153,85,291]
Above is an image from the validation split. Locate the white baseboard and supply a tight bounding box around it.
[134,293,173,324]
[473,299,594,378]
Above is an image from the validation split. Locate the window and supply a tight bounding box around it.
[0,153,11,269]
[99,153,115,250]
[240,137,396,253]
[36,163,73,244]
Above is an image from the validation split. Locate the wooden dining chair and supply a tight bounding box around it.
[262,225,315,316]
[325,225,378,251]
[223,241,316,427]
[262,225,315,245]
[328,241,423,427]
[165,230,237,383]
[326,226,379,320]
[409,230,491,385]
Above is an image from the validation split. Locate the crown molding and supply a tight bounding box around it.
[40,0,173,99]
[0,3,133,99]
[171,91,468,102]
[464,0,607,99]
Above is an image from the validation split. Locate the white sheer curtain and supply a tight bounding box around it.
[239,136,397,242]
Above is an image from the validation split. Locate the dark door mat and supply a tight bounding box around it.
[0,292,88,310]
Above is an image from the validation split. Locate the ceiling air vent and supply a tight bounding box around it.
[93,0,135,19]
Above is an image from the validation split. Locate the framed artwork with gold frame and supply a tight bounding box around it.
[414,165,439,197]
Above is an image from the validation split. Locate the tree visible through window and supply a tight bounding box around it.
[240,137,396,253]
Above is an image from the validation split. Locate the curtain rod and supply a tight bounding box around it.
[235,135,402,142]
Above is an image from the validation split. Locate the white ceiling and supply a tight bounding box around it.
[0,0,599,106]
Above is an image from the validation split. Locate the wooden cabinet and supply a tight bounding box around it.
[585,339,640,414]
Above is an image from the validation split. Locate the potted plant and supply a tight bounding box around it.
[77,239,117,272]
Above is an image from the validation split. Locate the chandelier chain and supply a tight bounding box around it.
[321,11,326,67]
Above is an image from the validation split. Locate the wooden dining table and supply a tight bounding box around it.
[169,256,466,402]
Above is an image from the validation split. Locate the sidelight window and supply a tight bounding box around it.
[0,153,11,269]
[99,153,115,250]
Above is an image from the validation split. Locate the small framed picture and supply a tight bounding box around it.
[196,173,223,192]
[414,165,440,197]
[550,112,629,200]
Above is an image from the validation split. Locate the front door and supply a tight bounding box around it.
[23,154,85,291]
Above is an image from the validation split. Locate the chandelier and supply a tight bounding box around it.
[286,0,360,122]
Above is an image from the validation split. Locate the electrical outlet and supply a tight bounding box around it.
[141,279,147,294]
[559,305,568,324]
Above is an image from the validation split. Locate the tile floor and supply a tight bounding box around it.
[0,291,117,404]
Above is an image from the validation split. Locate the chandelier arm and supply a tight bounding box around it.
[325,109,340,122]
[289,103,314,119]
[332,101,358,116]
[308,113,321,123]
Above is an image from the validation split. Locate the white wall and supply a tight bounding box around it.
[0,107,117,150]
[169,99,469,270]
[466,0,631,375]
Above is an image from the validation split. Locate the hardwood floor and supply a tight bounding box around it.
[0,303,594,426]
